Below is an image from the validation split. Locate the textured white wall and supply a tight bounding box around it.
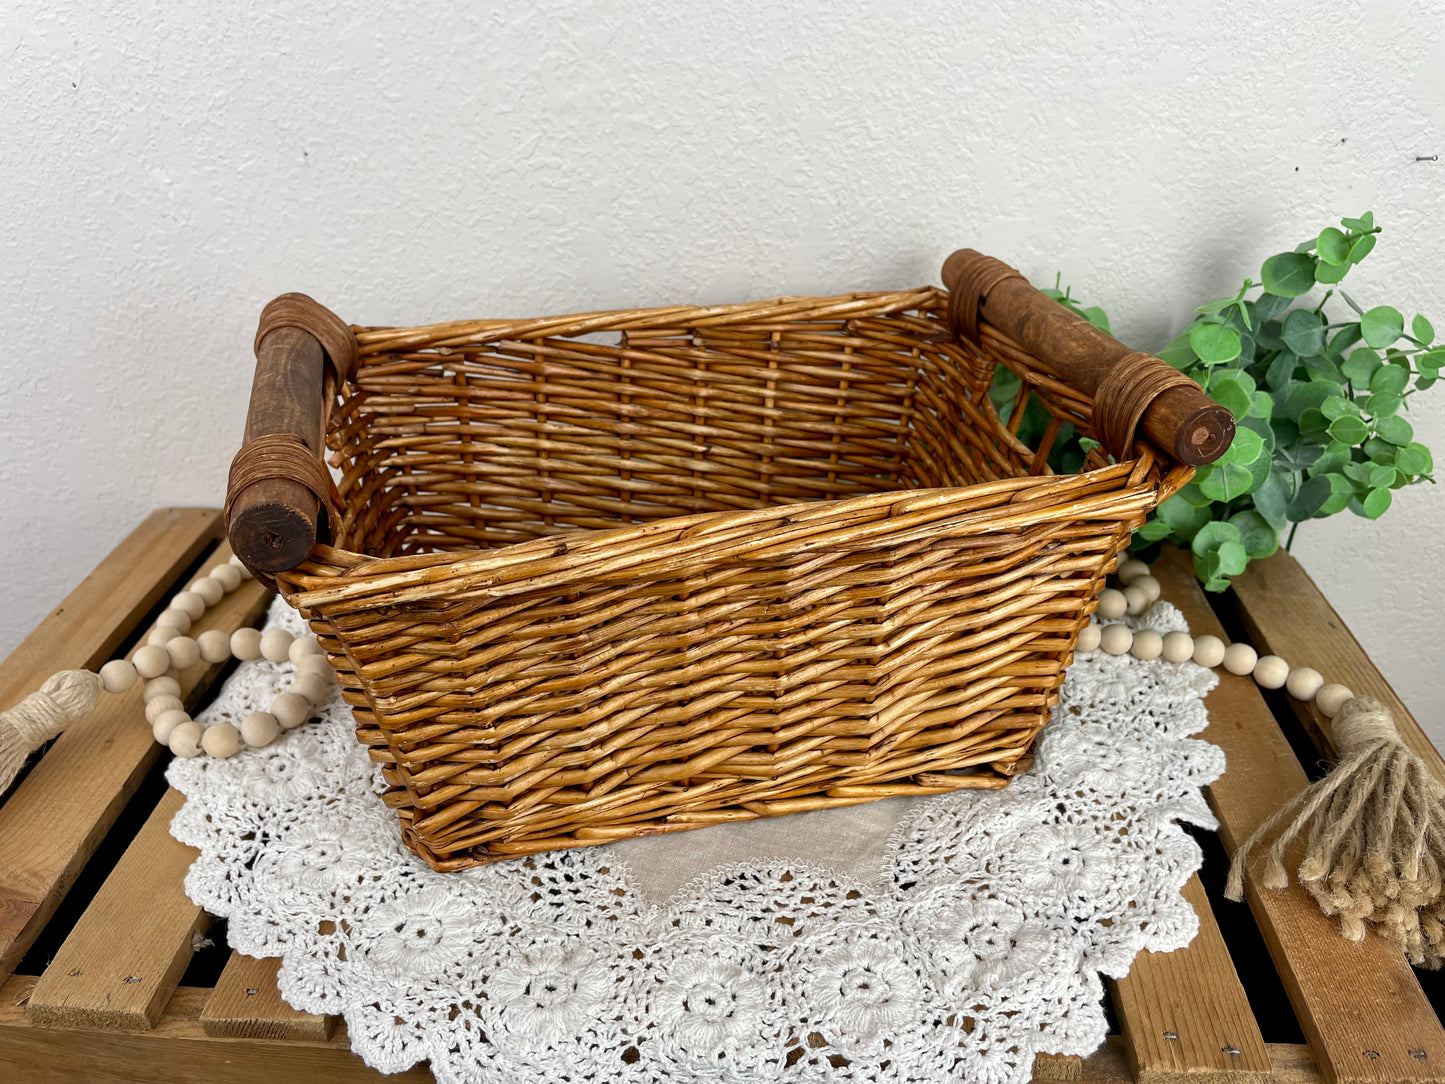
[4,1,1443,741]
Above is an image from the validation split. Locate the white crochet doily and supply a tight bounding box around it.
[169,598,1223,1084]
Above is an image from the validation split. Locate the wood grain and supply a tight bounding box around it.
[1111,874,1271,1082]
[26,790,207,1030]
[0,540,272,984]
[1153,546,1445,1084]
[201,955,333,1041]
[0,508,222,725]
[1224,550,1444,777]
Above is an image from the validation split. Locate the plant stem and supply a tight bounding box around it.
[1286,522,1299,551]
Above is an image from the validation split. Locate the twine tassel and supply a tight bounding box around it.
[0,670,102,792]
[1226,696,1445,968]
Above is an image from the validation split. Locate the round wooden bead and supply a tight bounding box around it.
[1285,666,1325,702]
[1132,575,1161,604]
[229,554,253,580]
[295,655,333,682]
[166,636,201,670]
[1316,684,1354,718]
[1253,655,1289,690]
[201,722,243,758]
[1076,624,1102,653]
[209,564,243,593]
[1099,624,1133,655]
[241,711,281,748]
[260,628,295,664]
[271,692,310,730]
[231,628,263,662]
[1116,558,1150,585]
[171,591,207,621]
[290,673,330,705]
[153,708,190,744]
[143,675,182,701]
[147,626,176,647]
[1097,589,1128,620]
[1222,643,1258,676]
[1192,634,1226,668]
[99,659,138,694]
[197,629,232,664]
[157,608,192,635]
[289,636,324,665]
[1161,631,1194,664]
[1123,585,1151,616]
[191,577,224,606]
[145,694,184,724]
[168,720,205,758]
[1130,629,1163,660]
[133,644,172,680]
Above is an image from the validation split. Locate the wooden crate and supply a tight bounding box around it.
[1,508,1441,1083]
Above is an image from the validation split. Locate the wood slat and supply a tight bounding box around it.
[3,979,434,1084]
[0,508,222,711]
[1035,1053,1085,1080]
[1224,551,1444,776]
[201,955,333,1041]
[0,539,272,984]
[1111,874,1272,1082]
[1153,546,1445,1084]
[5,975,1326,1084]
[26,790,207,1030]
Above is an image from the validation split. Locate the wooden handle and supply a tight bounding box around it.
[942,249,1234,466]
[227,327,328,574]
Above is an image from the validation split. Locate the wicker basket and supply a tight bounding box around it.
[225,250,1231,870]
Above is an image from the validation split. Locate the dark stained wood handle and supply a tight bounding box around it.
[227,327,327,574]
[942,249,1234,466]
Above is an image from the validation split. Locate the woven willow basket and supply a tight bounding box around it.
[225,250,1231,870]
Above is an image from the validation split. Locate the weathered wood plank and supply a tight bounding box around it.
[0,541,272,984]
[1153,546,1445,1084]
[1111,874,1272,1082]
[0,508,222,712]
[26,790,206,1030]
[201,954,333,1041]
[1225,550,1443,776]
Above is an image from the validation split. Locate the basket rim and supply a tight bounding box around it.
[349,287,943,356]
[280,456,1180,614]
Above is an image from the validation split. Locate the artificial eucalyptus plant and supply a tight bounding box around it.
[995,212,1440,590]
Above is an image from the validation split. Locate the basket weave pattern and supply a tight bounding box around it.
[280,288,1188,869]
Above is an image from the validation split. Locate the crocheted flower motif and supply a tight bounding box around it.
[489,943,611,1049]
[648,953,768,1065]
[1012,823,1118,899]
[354,886,479,973]
[802,935,923,1056]
[929,896,1068,999]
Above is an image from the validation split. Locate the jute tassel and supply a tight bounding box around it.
[0,670,102,792]
[1225,695,1445,968]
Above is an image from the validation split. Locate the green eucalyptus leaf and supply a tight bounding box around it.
[1252,472,1292,530]
[1081,306,1111,333]
[1229,510,1280,558]
[1197,297,1237,314]
[1261,252,1317,298]
[1190,323,1242,365]
[1341,348,1382,386]
[1396,442,1433,475]
[1361,306,1404,348]
[1177,481,1214,508]
[1157,494,1213,540]
[1376,414,1414,445]
[1215,540,1249,576]
[1253,293,1293,323]
[1192,520,1243,556]
[1329,324,1363,356]
[1159,332,1198,370]
[1348,233,1376,264]
[1281,309,1326,355]
[1301,354,1344,382]
[1199,461,1255,501]
[1136,519,1174,542]
[1366,392,1403,417]
[1369,363,1410,396]
[1367,462,1398,489]
[1319,473,1355,516]
[1265,350,1299,390]
[1298,407,1329,438]
[1413,314,1435,345]
[1326,414,1369,443]
[1363,437,1398,463]
[1316,227,1350,265]
[1287,474,1331,520]
[1419,349,1445,376]
[1228,426,1266,465]
[1306,440,1353,476]
[1208,369,1255,418]
[1247,390,1275,419]
[1285,380,1344,420]
[1314,260,1350,285]
[1320,395,1360,420]
[1357,487,1392,519]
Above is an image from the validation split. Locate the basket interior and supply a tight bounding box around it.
[327,292,1078,558]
